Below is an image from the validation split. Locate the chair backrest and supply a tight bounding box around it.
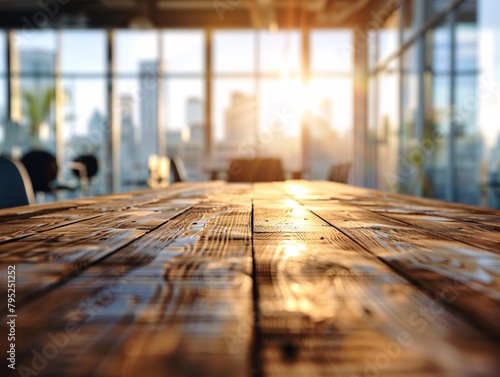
[0,156,35,209]
[227,158,285,182]
[71,155,99,179]
[170,157,188,183]
[327,164,342,182]
[21,150,58,193]
[328,163,351,184]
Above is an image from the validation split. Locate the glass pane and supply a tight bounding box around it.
[368,31,378,72]
[163,30,204,74]
[311,30,352,72]
[429,0,453,13]
[308,78,353,180]
[115,31,159,74]
[428,74,450,201]
[367,76,378,188]
[259,30,301,74]
[117,79,158,191]
[426,15,452,201]
[164,78,205,180]
[213,31,256,73]
[400,46,420,195]
[212,78,255,171]
[378,9,400,62]
[0,31,5,74]
[61,78,109,195]
[453,1,480,205]
[478,0,500,208]
[432,17,452,73]
[258,78,302,172]
[61,30,106,74]
[456,0,478,72]
[376,63,399,192]
[403,0,420,41]
[16,30,57,154]
[454,74,480,204]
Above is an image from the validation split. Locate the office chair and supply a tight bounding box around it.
[21,150,74,194]
[328,163,351,184]
[0,156,35,209]
[227,158,285,182]
[170,157,188,183]
[71,154,99,196]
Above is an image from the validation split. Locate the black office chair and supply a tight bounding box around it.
[227,158,285,182]
[21,150,74,194]
[170,157,188,183]
[70,154,99,196]
[71,155,99,180]
[0,156,35,209]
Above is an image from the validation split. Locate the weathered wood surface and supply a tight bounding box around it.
[0,181,499,377]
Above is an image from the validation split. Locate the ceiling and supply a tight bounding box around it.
[0,0,383,29]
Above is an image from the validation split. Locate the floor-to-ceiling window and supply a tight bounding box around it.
[115,30,159,191]
[369,9,401,192]
[212,31,257,176]
[1,27,354,199]
[309,30,354,181]
[475,0,500,207]
[428,14,452,201]
[60,30,108,195]
[212,30,306,178]
[12,31,57,157]
[367,0,500,209]
[211,29,354,180]
[257,30,302,175]
[1,30,109,196]
[163,30,205,181]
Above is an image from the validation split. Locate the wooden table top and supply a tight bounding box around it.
[1,181,500,377]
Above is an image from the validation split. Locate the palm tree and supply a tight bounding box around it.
[22,87,55,147]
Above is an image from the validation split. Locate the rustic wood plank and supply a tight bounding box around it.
[1,181,500,377]
[252,186,500,376]
[285,186,500,342]
[3,184,254,377]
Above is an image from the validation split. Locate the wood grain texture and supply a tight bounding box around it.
[0,182,253,377]
[252,183,500,377]
[0,181,499,377]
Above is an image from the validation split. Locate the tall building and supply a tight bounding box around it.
[224,92,257,145]
[120,94,138,185]
[139,61,158,176]
[187,97,204,144]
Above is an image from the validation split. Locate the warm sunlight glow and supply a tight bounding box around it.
[279,241,307,259]
[286,184,309,196]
